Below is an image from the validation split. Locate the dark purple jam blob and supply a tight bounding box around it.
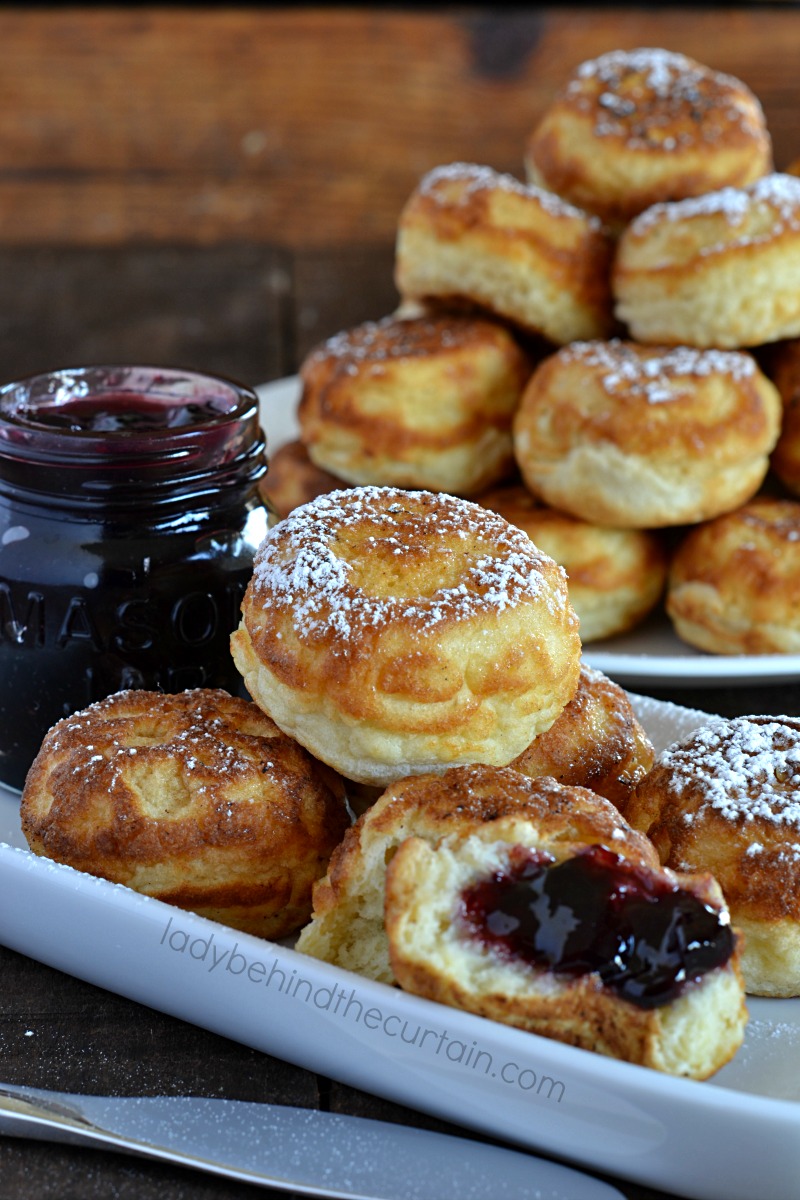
[460,844,735,1010]
[21,393,233,433]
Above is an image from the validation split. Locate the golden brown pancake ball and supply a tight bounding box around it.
[613,174,800,348]
[477,482,668,640]
[525,47,772,229]
[666,496,800,654]
[512,339,781,528]
[761,338,800,496]
[259,439,348,520]
[231,486,581,787]
[394,162,616,345]
[385,786,746,1078]
[296,313,530,496]
[625,714,800,996]
[20,688,349,939]
[509,662,655,809]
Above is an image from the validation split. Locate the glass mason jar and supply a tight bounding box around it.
[0,365,270,791]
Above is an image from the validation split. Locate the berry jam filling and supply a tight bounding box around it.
[23,393,233,433]
[460,844,735,1009]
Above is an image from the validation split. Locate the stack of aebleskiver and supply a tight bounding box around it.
[267,45,800,656]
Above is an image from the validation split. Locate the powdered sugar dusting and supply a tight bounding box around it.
[630,173,800,244]
[417,162,603,228]
[305,313,488,375]
[580,48,712,93]
[252,486,572,647]
[659,716,800,833]
[564,339,756,404]
[572,47,765,148]
[38,688,281,794]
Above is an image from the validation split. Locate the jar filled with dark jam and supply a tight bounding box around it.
[0,365,270,791]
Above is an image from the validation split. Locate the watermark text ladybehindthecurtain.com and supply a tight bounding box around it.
[159,915,567,1104]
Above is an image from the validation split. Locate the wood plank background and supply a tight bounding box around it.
[3,7,800,248]
[2,6,800,384]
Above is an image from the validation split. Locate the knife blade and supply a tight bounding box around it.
[0,1082,625,1199]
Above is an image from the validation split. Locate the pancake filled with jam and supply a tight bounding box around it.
[384,774,746,1079]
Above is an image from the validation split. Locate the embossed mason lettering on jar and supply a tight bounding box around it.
[0,365,270,790]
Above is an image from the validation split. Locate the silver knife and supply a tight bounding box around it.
[0,1081,625,1199]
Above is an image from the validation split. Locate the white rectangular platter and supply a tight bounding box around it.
[1,693,800,1200]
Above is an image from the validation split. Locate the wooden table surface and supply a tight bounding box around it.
[2,7,800,1199]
